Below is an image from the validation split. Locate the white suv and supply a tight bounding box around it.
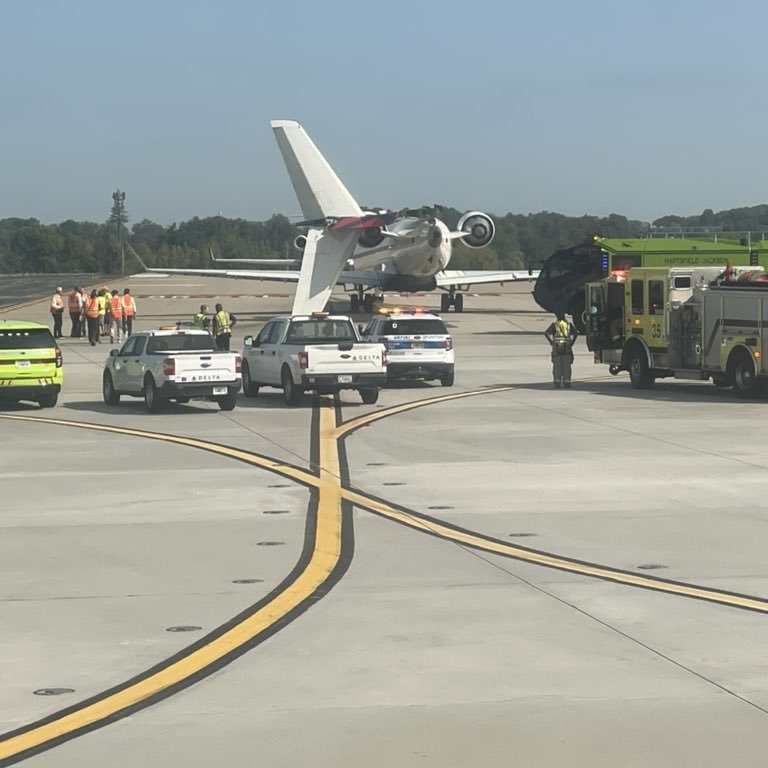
[362,311,454,386]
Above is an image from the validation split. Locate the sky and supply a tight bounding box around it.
[1,0,767,226]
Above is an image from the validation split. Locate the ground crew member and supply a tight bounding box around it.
[544,313,578,388]
[68,287,83,338]
[98,288,108,337]
[193,304,211,332]
[121,288,136,337]
[212,303,236,350]
[85,290,101,346]
[108,290,124,344]
[50,287,64,339]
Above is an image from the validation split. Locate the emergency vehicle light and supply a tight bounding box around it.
[311,312,329,318]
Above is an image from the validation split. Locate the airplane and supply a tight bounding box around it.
[134,120,540,314]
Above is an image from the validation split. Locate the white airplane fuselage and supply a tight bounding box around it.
[352,217,452,279]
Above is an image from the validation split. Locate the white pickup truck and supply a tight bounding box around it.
[241,313,387,405]
[102,328,241,412]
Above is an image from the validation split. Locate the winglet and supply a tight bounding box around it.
[271,120,363,221]
[125,241,149,271]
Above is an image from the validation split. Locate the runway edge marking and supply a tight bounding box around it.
[0,405,351,766]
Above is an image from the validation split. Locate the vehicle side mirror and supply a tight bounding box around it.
[357,323,364,334]
[244,336,253,347]
[110,349,118,357]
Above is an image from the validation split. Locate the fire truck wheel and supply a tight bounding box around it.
[627,349,654,389]
[732,353,758,399]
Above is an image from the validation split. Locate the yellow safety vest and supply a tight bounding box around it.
[215,311,231,336]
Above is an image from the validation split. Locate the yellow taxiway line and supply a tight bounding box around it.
[0,405,343,764]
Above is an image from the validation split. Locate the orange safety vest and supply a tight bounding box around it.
[109,296,123,319]
[68,291,80,312]
[85,298,100,318]
[121,295,135,316]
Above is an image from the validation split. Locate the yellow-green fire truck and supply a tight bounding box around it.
[585,266,768,397]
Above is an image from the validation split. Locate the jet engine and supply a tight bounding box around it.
[358,226,386,249]
[294,235,307,251]
[457,212,495,249]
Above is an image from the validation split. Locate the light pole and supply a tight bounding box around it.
[112,190,126,275]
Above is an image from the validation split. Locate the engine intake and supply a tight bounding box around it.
[457,212,495,249]
[294,235,307,251]
[358,226,386,249]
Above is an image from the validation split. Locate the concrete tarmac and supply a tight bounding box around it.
[2,274,768,767]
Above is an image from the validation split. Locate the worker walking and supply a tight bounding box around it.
[212,303,236,350]
[68,287,83,338]
[193,304,211,333]
[544,313,578,389]
[50,287,64,339]
[108,290,124,344]
[85,290,101,346]
[97,288,108,338]
[121,288,136,337]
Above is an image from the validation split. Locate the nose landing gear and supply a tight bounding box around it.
[350,290,379,314]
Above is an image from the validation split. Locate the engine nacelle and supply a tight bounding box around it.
[294,235,307,251]
[358,226,386,249]
[457,211,495,249]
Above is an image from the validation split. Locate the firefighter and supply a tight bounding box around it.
[544,313,578,389]
[212,303,236,351]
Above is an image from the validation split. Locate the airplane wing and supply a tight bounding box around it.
[436,270,540,288]
[271,120,363,220]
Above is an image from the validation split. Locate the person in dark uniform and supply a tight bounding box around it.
[544,313,578,388]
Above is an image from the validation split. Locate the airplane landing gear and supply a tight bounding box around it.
[351,290,377,314]
[440,290,464,313]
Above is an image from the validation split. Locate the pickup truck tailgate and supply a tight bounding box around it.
[306,344,385,374]
[169,352,238,382]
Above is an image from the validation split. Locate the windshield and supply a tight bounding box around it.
[285,320,356,344]
[147,335,216,353]
[0,329,56,350]
[383,319,447,335]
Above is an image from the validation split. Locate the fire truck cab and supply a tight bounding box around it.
[585,266,768,397]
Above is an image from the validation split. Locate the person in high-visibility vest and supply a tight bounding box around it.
[212,303,237,351]
[192,304,211,333]
[85,290,101,346]
[544,313,578,389]
[68,286,83,338]
[108,290,124,344]
[97,288,108,336]
[120,288,137,338]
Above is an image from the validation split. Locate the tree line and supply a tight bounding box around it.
[1,204,767,275]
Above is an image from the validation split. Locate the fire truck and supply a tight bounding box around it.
[585,265,768,397]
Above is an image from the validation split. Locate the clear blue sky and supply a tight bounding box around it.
[2,0,766,225]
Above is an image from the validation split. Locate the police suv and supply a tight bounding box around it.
[102,327,241,412]
[362,309,454,386]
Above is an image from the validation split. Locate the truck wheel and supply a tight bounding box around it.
[440,370,455,387]
[360,387,379,404]
[282,367,304,406]
[242,362,260,397]
[143,376,165,413]
[608,364,621,376]
[217,391,238,411]
[627,349,654,389]
[440,293,450,312]
[38,392,58,408]
[175,397,191,404]
[454,293,464,313]
[102,371,120,405]
[732,353,758,399]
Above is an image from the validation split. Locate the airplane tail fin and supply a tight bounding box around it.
[271,120,363,222]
